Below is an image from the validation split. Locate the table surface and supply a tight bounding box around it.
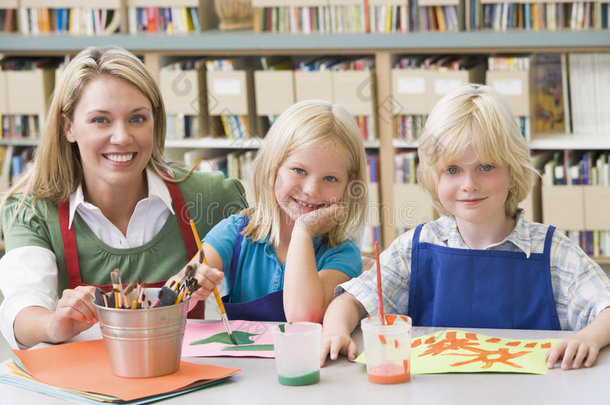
[1,325,609,405]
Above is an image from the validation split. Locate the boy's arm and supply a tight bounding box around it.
[320,292,367,366]
[546,306,610,370]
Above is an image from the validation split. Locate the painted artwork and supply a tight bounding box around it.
[182,320,275,358]
[356,330,559,375]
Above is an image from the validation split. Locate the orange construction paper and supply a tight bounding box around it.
[12,340,239,401]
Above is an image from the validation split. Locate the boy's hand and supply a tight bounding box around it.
[546,335,601,370]
[320,332,358,367]
[296,203,345,238]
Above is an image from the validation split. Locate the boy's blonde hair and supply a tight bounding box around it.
[242,100,368,247]
[417,83,536,218]
[2,46,170,216]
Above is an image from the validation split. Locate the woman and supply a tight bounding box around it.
[0,46,247,349]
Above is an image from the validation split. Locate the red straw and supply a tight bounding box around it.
[375,241,385,325]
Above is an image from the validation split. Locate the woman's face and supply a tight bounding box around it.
[63,75,154,197]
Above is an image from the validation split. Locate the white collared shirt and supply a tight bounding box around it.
[0,168,174,348]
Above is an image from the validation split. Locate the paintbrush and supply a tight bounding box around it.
[375,240,385,325]
[189,219,238,345]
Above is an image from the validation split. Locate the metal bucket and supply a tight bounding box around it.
[94,288,188,378]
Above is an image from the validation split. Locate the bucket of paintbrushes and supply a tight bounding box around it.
[94,287,189,378]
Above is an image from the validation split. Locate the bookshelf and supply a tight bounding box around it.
[0,29,609,255]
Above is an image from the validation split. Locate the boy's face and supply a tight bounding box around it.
[437,144,511,228]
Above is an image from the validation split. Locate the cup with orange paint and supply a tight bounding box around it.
[361,314,412,384]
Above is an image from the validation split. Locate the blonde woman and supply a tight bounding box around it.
[0,46,247,349]
[193,100,368,323]
[321,84,610,371]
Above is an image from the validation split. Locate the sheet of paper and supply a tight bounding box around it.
[355,329,559,375]
[11,340,240,401]
[182,320,275,358]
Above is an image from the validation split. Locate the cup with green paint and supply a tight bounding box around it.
[272,322,322,386]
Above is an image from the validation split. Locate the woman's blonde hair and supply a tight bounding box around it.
[417,83,536,217]
[242,100,368,247]
[2,46,171,217]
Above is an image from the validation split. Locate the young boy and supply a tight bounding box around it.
[321,84,610,371]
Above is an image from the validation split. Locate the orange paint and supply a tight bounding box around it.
[367,360,410,384]
[524,342,537,348]
[541,343,551,349]
[411,338,422,348]
[378,335,387,345]
[394,339,400,349]
[486,338,501,343]
[465,333,478,340]
[424,337,436,344]
[506,341,521,346]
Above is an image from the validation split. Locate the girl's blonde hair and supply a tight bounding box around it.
[2,46,171,217]
[242,100,368,247]
[417,83,536,217]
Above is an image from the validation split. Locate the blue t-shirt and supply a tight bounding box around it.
[204,214,362,303]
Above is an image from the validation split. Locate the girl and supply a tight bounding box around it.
[192,100,368,322]
[321,84,610,371]
[0,46,246,349]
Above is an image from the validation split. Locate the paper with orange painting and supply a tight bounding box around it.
[356,330,559,375]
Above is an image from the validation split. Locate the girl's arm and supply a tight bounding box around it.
[283,204,350,323]
[546,306,610,370]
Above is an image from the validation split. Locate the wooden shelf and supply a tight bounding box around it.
[0,30,609,55]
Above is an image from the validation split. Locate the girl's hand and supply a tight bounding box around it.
[546,335,601,370]
[296,203,345,238]
[167,262,224,303]
[47,286,98,343]
[320,330,358,367]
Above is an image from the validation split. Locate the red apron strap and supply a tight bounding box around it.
[58,200,82,289]
[163,178,205,319]
[164,179,198,259]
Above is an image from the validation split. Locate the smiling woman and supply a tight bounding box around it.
[0,46,248,350]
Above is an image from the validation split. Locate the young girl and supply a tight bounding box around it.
[321,84,610,370]
[193,100,368,323]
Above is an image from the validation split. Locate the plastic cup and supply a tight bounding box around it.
[361,314,412,384]
[93,288,188,378]
[272,322,322,386]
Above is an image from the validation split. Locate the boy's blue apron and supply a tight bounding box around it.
[58,179,206,318]
[408,223,561,330]
[222,216,323,322]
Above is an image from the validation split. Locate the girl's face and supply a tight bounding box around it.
[274,142,350,224]
[437,144,511,228]
[63,75,154,197]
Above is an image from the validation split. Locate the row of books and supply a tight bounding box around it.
[17,7,120,35]
[253,1,609,33]
[1,115,40,139]
[542,151,610,187]
[477,1,608,31]
[127,6,200,34]
[0,145,34,192]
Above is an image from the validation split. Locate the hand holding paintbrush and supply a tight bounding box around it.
[189,220,238,345]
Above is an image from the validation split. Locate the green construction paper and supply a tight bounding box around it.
[222,344,275,352]
[355,329,559,375]
[190,331,258,346]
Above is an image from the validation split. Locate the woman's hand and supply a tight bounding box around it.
[46,286,98,343]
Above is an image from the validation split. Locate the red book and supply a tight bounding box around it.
[145,7,157,32]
